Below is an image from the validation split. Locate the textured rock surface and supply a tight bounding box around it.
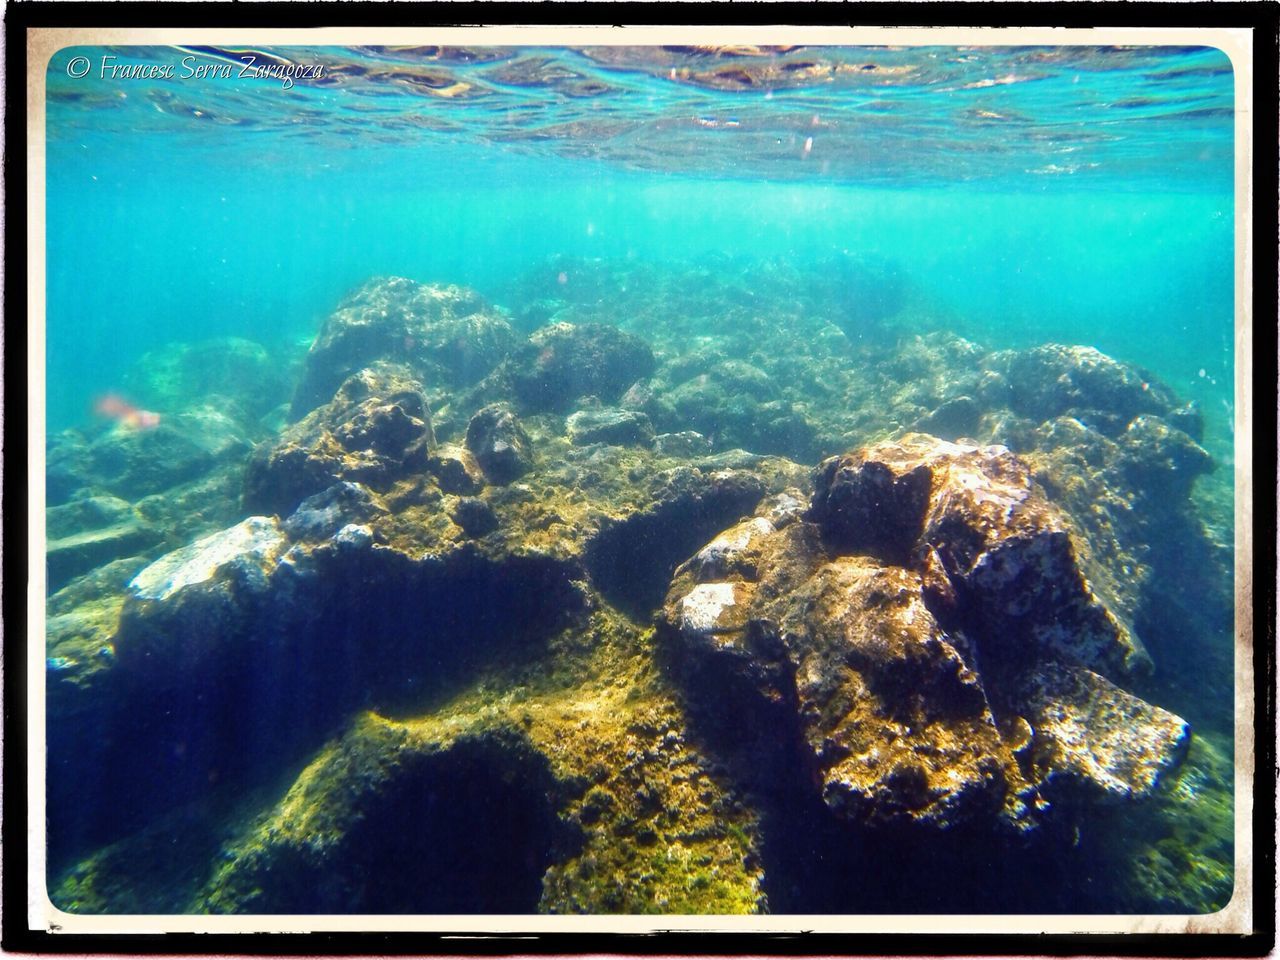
[291,277,518,419]
[566,407,655,447]
[811,435,1151,679]
[659,435,1189,834]
[464,403,534,484]
[244,362,434,517]
[122,337,293,421]
[995,344,1194,437]
[487,321,656,414]
[46,497,161,594]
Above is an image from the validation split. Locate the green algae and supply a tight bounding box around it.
[185,608,764,915]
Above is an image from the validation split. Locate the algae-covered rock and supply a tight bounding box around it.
[451,495,499,537]
[465,403,534,484]
[566,407,655,448]
[652,430,713,458]
[425,442,485,494]
[45,261,1232,916]
[122,337,292,421]
[811,434,1151,680]
[46,496,162,593]
[1014,663,1189,802]
[244,362,434,517]
[201,724,581,914]
[81,422,220,502]
[665,360,819,461]
[190,612,766,916]
[291,277,518,419]
[659,433,1189,835]
[995,344,1188,437]
[498,321,656,413]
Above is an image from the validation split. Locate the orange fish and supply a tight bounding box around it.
[94,393,161,430]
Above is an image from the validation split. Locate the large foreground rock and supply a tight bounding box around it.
[660,435,1189,833]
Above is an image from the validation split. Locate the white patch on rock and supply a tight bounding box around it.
[334,523,373,548]
[679,582,738,634]
[694,517,774,574]
[130,516,285,602]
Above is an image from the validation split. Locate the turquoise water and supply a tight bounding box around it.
[46,44,1234,443]
[43,42,1238,917]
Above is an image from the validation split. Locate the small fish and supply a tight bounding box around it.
[94,393,161,430]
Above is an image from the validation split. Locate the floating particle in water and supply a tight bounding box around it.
[802,136,813,158]
[557,271,569,285]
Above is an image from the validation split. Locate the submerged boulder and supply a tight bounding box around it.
[46,496,162,594]
[244,362,434,517]
[291,277,518,420]
[665,360,818,461]
[993,344,1194,438]
[566,407,655,448]
[659,433,1188,834]
[465,403,534,484]
[810,434,1151,679]
[500,322,655,413]
[122,337,292,421]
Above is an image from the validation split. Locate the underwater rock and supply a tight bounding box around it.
[45,554,145,724]
[46,496,162,594]
[122,337,292,421]
[995,344,1185,437]
[451,495,499,538]
[659,433,1188,834]
[665,361,818,461]
[291,277,518,420]
[566,407,655,447]
[122,516,288,651]
[47,430,93,506]
[652,430,714,458]
[50,401,262,510]
[198,724,582,914]
[661,519,1012,830]
[243,362,434,517]
[1015,662,1189,802]
[1119,414,1215,501]
[995,402,1229,730]
[811,434,1151,679]
[584,463,770,618]
[282,481,385,541]
[63,495,590,860]
[914,395,982,440]
[133,463,260,552]
[425,442,486,494]
[80,421,225,502]
[465,403,534,484]
[499,321,656,413]
[47,494,136,539]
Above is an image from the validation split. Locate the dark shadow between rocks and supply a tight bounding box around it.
[584,477,766,622]
[46,546,587,873]
[247,732,581,914]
